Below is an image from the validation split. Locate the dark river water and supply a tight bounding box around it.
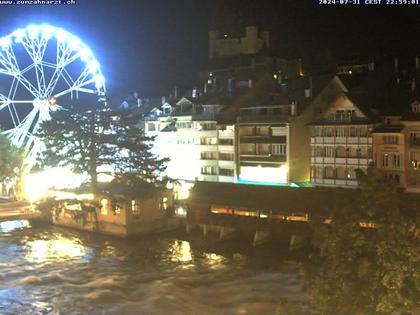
[0,220,311,315]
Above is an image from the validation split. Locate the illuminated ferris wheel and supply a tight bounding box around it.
[0,24,106,163]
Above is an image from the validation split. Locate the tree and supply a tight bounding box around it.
[0,132,24,194]
[307,167,419,315]
[36,106,169,193]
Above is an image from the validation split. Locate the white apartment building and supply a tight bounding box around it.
[144,97,236,184]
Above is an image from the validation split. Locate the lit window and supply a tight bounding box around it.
[101,199,108,215]
[160,197,168,211]
[131,200,140,217]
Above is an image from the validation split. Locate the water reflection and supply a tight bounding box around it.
[202,253,227,270]
[25,236,89,263]
[0,220,31,233]
[169,240,194,269]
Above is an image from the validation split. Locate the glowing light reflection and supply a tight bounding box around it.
[25,236,89,263]
[0,220,31,233]
[203,252,227,270]
[169,240,194,269]
[23,167,88,202]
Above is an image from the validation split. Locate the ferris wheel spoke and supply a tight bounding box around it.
[19,63,35,75]
[54,78,95,99]
[61,68,75,88]
[52,66,91,98]
[14,73,40,98]
[0,50,19,74]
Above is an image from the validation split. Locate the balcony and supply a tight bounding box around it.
[312,178,358,187]
[240,154,287,163]
[240,135,286,144]
[311,137,372,145]
[311,157,371,166]
[237,114,290,124]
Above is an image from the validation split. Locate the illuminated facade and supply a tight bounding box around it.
[372,101,420,192]
[237,105,293,184]
[309,93,374,188]
[144,97,236,184]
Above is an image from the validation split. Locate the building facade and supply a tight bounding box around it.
[372,101,420,192]
[236,104,293,184]
[309,93,374,188]
[144,97,236,184]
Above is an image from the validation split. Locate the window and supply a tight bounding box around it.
[325,146,335,157]
[393,154,401,168]
[336,167,346,179]
[147,123,156,131]
[383,135,399,145]
[219,139,233,145]
[382,154,389,168]
[201,137,217,145]
[255,126,269,136]
[409,151,417,162]
[336,146,347,158]
[201,151,217,160]
[201,166,217,175]
[219,168,234,176]
[160,197,168,211]
[131,200,140,217]
[410,132,420,145]
[324,166,335,179]
[256,144,270,155]
[347,168,357,180]
[335,127,346,137]
[176,122,192,129]
[272,144,286,156]
[201,122,217,130]
[219,152,234,161]
[382,154,400,169]
[111,200,122,215]
[101,199,108,215]
[240,144,255,155]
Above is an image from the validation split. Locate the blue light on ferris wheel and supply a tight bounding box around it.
[0,23,107,166]
[13,29,25,43]
[0,36,11,49]
[27,25,39,39]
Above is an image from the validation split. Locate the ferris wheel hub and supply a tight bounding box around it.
[32,98,50,109]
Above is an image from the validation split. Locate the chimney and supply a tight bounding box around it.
[309,76,313,98]
[174,86,178,99]
[161,96,166,105]
[394,57,399,73]
[291,102,297,116]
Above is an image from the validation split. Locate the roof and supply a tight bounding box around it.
[187,181,353,216]
[372,124,405,133]
[98,182,165,198]
[401,111,420,122]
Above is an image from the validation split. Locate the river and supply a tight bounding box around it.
[0,220,312,315]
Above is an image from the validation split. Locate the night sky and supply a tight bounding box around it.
[0,0,418,101]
